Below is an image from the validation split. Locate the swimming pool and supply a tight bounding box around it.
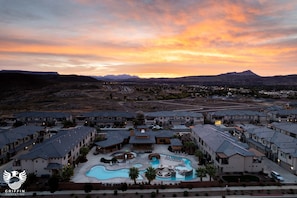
[86,154,196,181]
[154,154,196,181]
[86,165,144,180]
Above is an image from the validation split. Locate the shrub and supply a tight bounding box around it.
[151,191,156,198]
[114,190,118,195]
[120,183,127,191]
[183,191,189,197]
[84,184,93,193]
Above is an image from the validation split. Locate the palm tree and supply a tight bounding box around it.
[195,150,204,165]
[184,141,196,155]
[145,166,156,185]
[129,167,139,184]
[196,167,207,182]
[206,164,217,181]
[80,147,89,160]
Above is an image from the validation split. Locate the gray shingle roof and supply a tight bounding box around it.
[212,110,265,117]
[154,130,175,138]
[217,140,254,157]
[246,127,275,140]
[18,126,94,160]
[81,111,136,118]
[275,109,297,116]
[145,111,203,118]
[95,131,130,148]
[192,125,253,157]
[170,138,183,146]
[271,122,297,135]
[129,131,155,144]
[244,125,297,156]
[15,111,71,119]
[0,126,44,148]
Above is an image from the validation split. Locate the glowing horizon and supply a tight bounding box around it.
[0,0,297,78]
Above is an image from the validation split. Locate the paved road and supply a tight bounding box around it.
[2,185,297,197]
[263,157,297,184]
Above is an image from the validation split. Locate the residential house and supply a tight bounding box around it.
[15,111,72,126]
[144,111,204,127]
[239,125,275,158]
[207,110,266,125]
[267,109,297,123]
[270,122,297,138]
[76,111,135,128]
[0,126,45,164]
[239,124,297,174]
[192,125,264,173]
[14,126,96,177]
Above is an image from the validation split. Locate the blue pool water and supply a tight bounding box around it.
[86,155,196,181]
[86,165,144,180]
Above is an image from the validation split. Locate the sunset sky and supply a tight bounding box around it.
[0,0,297,78]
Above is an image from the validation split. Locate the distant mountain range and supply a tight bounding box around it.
[92,74,139,81]
[1,70,297,89]
[0,70,97,91]
[125,70,297,86]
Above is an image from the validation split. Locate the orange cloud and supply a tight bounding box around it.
[0,0,297,77]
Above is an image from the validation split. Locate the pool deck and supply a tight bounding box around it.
[71,144,204,184]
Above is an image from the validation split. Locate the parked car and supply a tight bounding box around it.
[271,171,284,182]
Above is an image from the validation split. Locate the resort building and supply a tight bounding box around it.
[76,111,135,128]
[94,130,130,154]
[207,110,266,125]
[14,126,96,177]
[192,125,264,173]
[0,125,46,164]
[95,128,182,153]
[144,111,204,127]
[15,111,72,126]
[129,129,156,152]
